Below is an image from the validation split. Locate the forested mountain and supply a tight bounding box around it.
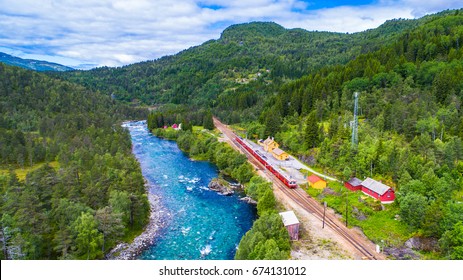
[4,7,463,260]
[54,9,463,259]
[0,63,149,259]
[55,11,453,123]
[56,16,422,109]
[0,52,73,72]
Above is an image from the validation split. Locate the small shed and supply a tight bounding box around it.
[272,148,289,161]
[279,211,300,241]
[344,177,363,191]
[361,177,395,203]
[308,174,326,189]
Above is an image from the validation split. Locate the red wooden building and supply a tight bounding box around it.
[279,211,300,241]
[360,177,395,203]
[344,177,363,191]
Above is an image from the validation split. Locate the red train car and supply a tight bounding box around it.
[235,137,297,189]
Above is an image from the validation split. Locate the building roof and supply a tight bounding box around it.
[308,174,324,183]
[361,178,391,195]
[263,137,276,145]
[279,211,299,226]
[272,148,287,156]
[347,177,363,186]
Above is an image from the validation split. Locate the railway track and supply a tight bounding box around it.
[213,117,383,260]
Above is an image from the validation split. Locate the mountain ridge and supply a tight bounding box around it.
[56,17,421,104]
[0,52,74,72]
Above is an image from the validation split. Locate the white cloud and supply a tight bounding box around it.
[279,5,414,33]
[0,0,461,68]
[380,0,463,16]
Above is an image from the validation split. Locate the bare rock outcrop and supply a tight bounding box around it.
[208,178,234,196]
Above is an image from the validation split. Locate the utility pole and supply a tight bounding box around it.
[322,201,327,229]
[370,160,373,178]
[352,92,359,177]
[352,92,359,148]
[345,191,349,227]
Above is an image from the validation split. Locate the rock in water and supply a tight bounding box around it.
[240,196,257,205]
[208,178,234,196]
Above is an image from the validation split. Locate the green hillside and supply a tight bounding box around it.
[136,9,463,259]
[0,63,149,259]
[4,8,463,260]
[248,9,463,259]
[56,17,420,108]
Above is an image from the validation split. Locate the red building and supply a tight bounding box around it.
[360,177,395,203]
[344,177,362,191]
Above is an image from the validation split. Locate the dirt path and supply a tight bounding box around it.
[295,160,339,182]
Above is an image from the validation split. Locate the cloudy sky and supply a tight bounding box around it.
[0,0,461,69]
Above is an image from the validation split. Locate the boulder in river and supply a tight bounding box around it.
[240,196,257,205]
[208,178,234,196]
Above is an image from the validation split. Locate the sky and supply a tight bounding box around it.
[0,0,461,69]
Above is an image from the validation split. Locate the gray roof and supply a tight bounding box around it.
[347,177,363,186]
[361,178,391,195]
[279,211,299,226]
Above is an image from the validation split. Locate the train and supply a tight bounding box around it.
[235,137,297,189]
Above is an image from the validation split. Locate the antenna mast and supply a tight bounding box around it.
[352,92,359,148]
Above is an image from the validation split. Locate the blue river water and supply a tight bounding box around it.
[123,121,256,260]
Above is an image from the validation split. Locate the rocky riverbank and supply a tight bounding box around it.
[106,192,166,260]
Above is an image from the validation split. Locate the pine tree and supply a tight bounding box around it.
[202,111,214,130]
[305,111,319,149]
[264,110,281,137]
[95,206,124,253]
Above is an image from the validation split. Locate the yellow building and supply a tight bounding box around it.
[259,137,279,152]
[272,148,289,161]
[308,174,326,189]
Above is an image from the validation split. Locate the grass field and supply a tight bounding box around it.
[0,161,60,181]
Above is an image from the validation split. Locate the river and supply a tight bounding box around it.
[123,121,256,260]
